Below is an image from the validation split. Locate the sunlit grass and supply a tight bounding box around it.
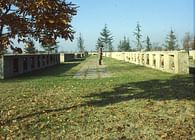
[0,55,194,139]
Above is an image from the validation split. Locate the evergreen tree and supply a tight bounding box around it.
[152,42,163,51]
[99,24,113,51]
[96,37,103,51]
[108,39,113,52]
[77,33,85,52]
[146,36,152,51]
[133,23,142,51]
[118,40,122,51]
[165,29,178,50]
[118,36,131,51]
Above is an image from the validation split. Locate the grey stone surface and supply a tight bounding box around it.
[0,54,60,79]
[74,57,110,79]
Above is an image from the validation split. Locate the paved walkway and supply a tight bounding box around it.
[74,57,110,79]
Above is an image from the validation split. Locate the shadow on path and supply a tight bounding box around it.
[74,56,110,79]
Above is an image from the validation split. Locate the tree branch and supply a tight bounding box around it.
[0,4,11,36]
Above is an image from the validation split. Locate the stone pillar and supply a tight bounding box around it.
[156,52,160,69]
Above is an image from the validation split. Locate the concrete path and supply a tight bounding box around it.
[74,57,110,79]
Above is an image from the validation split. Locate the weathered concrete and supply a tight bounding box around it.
[104,51,190,74]
[60,52,86,63]
[74,57,110,79]
[189,50,195,60]
[60,53,75,62]
[0,54,60,79]
[0,52,87,79]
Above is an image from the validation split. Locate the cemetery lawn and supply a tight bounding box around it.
[0,55,195,139]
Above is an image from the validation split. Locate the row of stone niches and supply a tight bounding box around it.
[2,54,60,78]
[127,54,175,70]
[13,55,59,73]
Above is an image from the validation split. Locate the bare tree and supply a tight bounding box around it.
[183,32,191,52]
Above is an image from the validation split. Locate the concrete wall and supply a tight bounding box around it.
[0,52,87,79]
[60,52,86,63]
[103,51,190,74]
[88,52,98,55]
[0,54,60,79]
[189,50,195,60]
[60,53,75,62]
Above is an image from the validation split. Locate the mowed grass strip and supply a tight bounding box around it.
[0,55,194,139]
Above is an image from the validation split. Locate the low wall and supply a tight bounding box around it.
[189,50,195,60]
[60,52,86,62]
[104,51,189,74]
[60,53,75,62]
[88,52,98,55]
[0,54,60,79]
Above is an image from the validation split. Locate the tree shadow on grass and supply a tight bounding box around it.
[0,103,86,126]
[83,75,195,107]
[1,75,194,126]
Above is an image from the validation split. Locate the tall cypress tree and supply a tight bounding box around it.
[146,36,152,51]
[77,33,85,53]
[96,37,103,51]
[133,23,142,51]
[165,29,178,50]
[99,24,113,51]
[118,36,131,51]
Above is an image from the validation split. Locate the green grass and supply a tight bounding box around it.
[0,55,194,139]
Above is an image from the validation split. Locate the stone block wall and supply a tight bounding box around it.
[189,50,195,60]
[103,51,189,74]
[60,52,86,63]
[60,53,75,62]
[0,54,60,79]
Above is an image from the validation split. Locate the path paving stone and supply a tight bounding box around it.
[74,57,110,79]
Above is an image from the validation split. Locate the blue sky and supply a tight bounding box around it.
[59,0,194,52]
